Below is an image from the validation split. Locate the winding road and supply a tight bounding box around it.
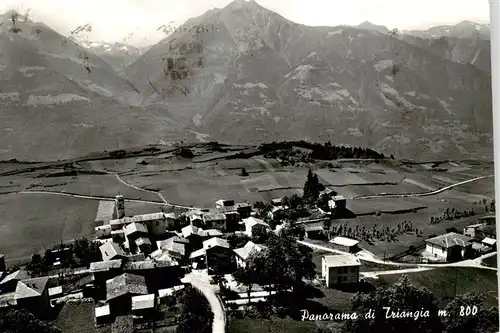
[298,240,497,274]
[182,271,226,333]
[353,175,493,199]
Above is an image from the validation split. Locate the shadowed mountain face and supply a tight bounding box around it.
[0,3,493,162]
[125,0,493,161]
[0,13,185,161]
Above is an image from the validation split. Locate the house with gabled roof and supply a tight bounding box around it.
[202,209,227,231]
[14,277,50,317]
[242,217,270,238]
[234,241,267,268]
[106,273,148,316]
[156,236,190,261]
[189,237,235,274]
[423,232,474,262]
[0,270,30,293]
[100,242,126,261]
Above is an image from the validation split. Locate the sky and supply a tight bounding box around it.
[0,0,490,46]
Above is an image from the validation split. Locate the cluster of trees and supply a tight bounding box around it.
[174,147,195,159]
[232,233,316,302]
[263,148,315,165]
[0,309,61,333]
[429,207,475,225]
[338,275,498,333]
[325,221,416,243]
[259,141,386,161]
[27,238,102,277]
[477,198,495,212]
[175,286,214,333]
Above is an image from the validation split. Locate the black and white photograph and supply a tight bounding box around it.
[0,0,498,332]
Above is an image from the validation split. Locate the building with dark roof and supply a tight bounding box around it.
[0,270,30,293]
[423,232,474,262]
[106,273,148,316]
[14,277,50,317]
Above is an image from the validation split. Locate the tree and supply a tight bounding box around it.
[251,224,270,244]
[343,275,443,333]
[303,169,321,203]
[263,233,315,292]
[27,253,46,277]
[176,286,213,333]
[175,147,194,159]
[240,168,249,176]
[442,292,499,333]
[323,218,332,239]
[233,265,258,306]
[0,309,61,333]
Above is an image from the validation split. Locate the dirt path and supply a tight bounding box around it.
[113,173,169,204]
[182,271,226,333]
[298,240,497,271]
[354,175,493,199]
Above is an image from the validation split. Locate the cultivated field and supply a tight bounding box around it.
[0,144,494,265]
[0,193,98,264]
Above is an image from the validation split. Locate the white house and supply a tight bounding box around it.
[99,242,126,261]
[463,223,486,238]
[482,237,496,249]
[423,232,473,262]
[242,217,270,238]
[234,241,267,268]
[95,225,112,239]
[330,237,360,253]
[322,254,361,288]
[215,199,235,208]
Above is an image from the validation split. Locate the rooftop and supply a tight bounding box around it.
[95,304,110,318]
[330,236,359,247]
[124,222,149,236]
[106,273,148,301]
[100,242,126,259]
[110,212,168,225]
[425,232,473,248]
[90,259,123,272]
[132,294,155,310]
[203,237,230,250]
[304,225,325,232]
[124,260,177,271]
[242,217,269,228]
[0,292,16,308]
[323,254,361,267]
[332,195,346,201]
[14,277,49,300]
[199,229,224,237]
[135,236,152,247]
[203,211,227,221]
[482,237,496,246]
[158,285,185,298]
[181,224,199,238]
[0,270,30,286]
[48,286,63,297]
[189,248,206,259]
[234,241,267,260]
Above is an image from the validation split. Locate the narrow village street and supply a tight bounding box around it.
[182,270,226,333]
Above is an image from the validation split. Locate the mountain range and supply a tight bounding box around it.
[0,1,493,162]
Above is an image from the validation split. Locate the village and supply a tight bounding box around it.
[0,166,496,333]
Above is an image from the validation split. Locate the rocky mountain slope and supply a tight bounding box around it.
[0,12,185,161]
[125,0,493,161]
[403,21,490,40]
